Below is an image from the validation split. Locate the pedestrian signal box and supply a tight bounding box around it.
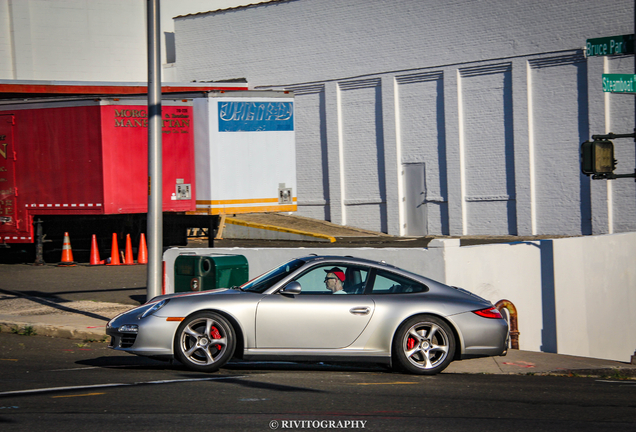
[581,140,616,176]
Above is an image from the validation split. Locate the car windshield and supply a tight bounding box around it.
[240,258,306,293]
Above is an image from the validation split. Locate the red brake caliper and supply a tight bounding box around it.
[407,337,417,350]
[210,326,222,351]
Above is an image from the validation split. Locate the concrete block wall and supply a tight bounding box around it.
[605,56,636,232]
[460,64,517,235]
[549,233,636,361]
[442,232,636,362]
[339,78,387,232]
[0,0,224,82]
[0,0,147,81]
[292,85,330,221]
[163,231,636,362]
[175,0,636,237]
[440,240,545,354]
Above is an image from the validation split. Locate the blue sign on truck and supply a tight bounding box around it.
[218,101,294,132]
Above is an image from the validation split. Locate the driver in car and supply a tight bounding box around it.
[324,267,346,294]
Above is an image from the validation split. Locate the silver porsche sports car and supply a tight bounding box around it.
[107,255,509,375]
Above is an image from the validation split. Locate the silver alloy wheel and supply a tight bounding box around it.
[393,315,456,374]
[174,312,235,371]
[402,321,450,370]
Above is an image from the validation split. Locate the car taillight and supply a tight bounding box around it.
[473,307,503,319]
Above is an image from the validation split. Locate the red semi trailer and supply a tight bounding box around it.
[0,96,201,262]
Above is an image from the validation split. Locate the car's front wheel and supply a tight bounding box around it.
[174,311,236,372]
[393,315,455,375]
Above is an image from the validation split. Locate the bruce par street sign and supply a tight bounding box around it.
[586,34,634,57]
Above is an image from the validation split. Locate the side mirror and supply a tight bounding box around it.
[280,281,301,295]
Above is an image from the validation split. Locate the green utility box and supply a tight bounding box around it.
[174,254,249,292]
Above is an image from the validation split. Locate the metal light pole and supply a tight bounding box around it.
[147,0,162,300]
[633,0,636,366]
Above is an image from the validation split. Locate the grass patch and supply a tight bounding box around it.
[83,336,108,343]
[10,325,38,336]
[601,369,634,380]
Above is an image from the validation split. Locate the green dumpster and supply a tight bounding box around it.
[174,254,248,292]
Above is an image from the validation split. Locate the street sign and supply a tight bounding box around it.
[586,34,634,57]
[602,74,636,93]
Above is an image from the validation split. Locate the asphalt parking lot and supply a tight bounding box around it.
[0,263,147,305]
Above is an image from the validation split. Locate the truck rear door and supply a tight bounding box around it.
[0,115,20,242]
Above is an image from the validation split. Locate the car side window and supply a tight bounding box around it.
[293,264,369,295]
[369,269,428,294]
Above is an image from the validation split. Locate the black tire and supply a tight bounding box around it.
[393,315,456,375]
[174,311,236,372]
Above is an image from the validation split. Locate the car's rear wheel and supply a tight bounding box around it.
[393,315,455,375]
[174,311,236,372]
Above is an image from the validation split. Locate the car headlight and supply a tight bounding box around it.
[118,324,138,333]
[140,299,169,319]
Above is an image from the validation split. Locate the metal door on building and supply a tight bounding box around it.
[403,162,427,236]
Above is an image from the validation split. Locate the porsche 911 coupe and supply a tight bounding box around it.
[107,255,509,375]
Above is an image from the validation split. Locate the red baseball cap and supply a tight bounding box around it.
[324,267,345,282]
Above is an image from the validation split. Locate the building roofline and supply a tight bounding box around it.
[174,0,292,19]
[0,79,249,99]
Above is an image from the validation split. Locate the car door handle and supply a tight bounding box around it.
[349,307,370,315]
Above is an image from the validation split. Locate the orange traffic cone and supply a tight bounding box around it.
[58,232,76,267]
[89,234,102,265]
[137,233,148,264]
[123,234,134,265]
[107,233,121,266]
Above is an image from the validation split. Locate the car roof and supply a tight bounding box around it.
[293,254,443,288]
[297,255,402,271]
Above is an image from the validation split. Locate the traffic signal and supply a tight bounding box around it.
[580,140,616,176]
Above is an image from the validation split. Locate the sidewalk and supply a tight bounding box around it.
[0,290,129,340]
[1,290,635,378]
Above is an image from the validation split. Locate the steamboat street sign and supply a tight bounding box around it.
[602,74,636,93]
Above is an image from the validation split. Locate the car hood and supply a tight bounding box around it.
[147,287,233,303]
[108,287,249,325]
